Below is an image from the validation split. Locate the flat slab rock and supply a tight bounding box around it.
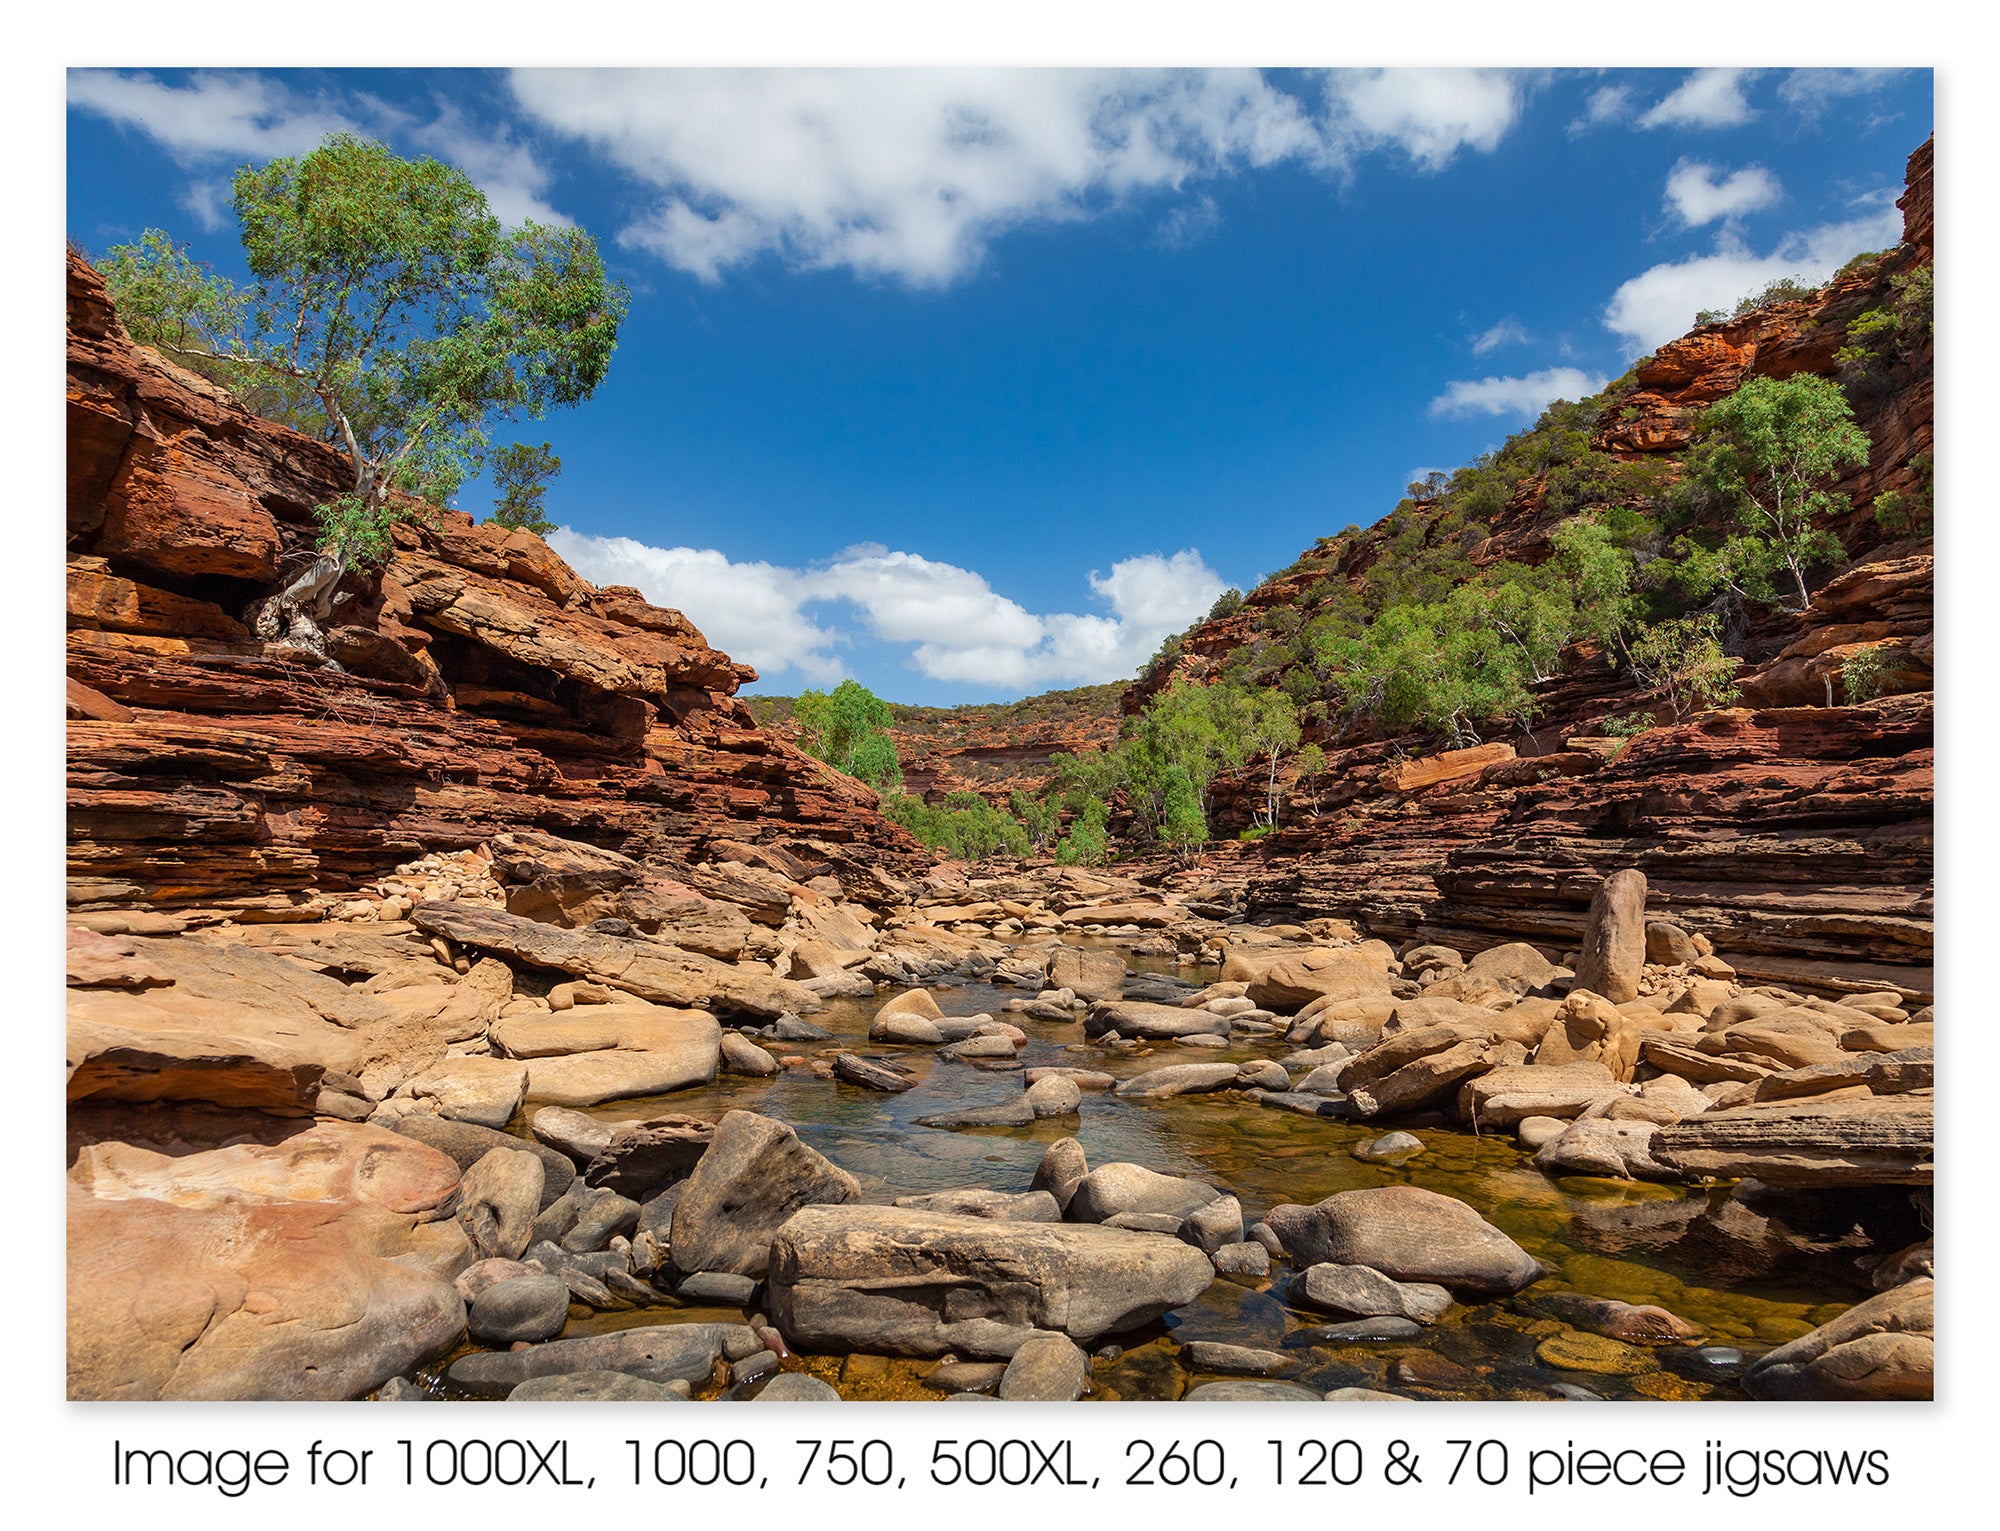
[413,900,819,1018]
[447,1322,753,1394]
[1113,1062,1243,1098]
[490,1005,722,1107]
[1651,1093,1934,1187]
[768,1205,1215,1358]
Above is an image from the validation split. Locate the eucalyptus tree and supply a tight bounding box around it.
[102,133,626,657]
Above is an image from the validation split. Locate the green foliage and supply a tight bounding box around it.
[1842,644,1892,704]
[1873,451,1934,536]
[1696,275,1819,326]
[1241,687,1302,826]
[1688,373,1872,608]
[794,679,902,790]
[1598,711,1658,737]
[1010,790,1061,853]
[1237,823,1277,842]
[1159,767,1208,856]
[1626,614,1740,721]
[1310,599,1535,746]
[311,492,434,568]
[1293,741,1327,817]
[1054,795,1110,866]
[100,133,627,568]
[881,791,1027,862]
[487,441,561,535]
[1892,263,1933,340]
[1834,264,1932,399]
[1205,588,1245,622]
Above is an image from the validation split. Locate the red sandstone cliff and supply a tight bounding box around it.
[1125,137,1936,999]
[65,253,925,914]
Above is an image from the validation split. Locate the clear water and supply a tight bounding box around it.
[462,949,1919,1402]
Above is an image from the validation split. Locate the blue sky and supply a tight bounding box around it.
[65,66,1932,704]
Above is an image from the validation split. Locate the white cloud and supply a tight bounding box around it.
[177,177,234,233]
[1470,318,1530,355]
[511,68,1329,286]
[1777,69,1903,115]
[1664,159,1782,228]
[543,534,846,684]
[548,530,1225,692]
[68,69,356,163]
[1428,367,1607,420]
[403,104,571,229]
[1638,69,1757,131]
[1325,69,1522,169]
[1601,206,1904,353]
[69,71,569,230]
[1570,83,1635,133]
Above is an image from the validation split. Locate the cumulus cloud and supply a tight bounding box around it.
[1470,318,1530,355]
[547,530,1225,692]
[1323,69,1523,169]
[1664,159,1782,228]
[1638,68,1758,130]
[511,68,1327,285]
[542,535,845,684]
[68,70,568,230]
[68,69,356,163]
[512,68,1527,285]
[1428,367,1607,420]
[1602,205,1904,353]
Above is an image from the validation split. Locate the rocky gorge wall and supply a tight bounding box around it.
[1125,139,1936,1003]
[65,253,926,918]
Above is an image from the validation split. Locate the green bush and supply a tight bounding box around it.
[882,791,1028,862]
[795,680,902,791]
[1842,644,1892,704]
[1626,614,1740,721]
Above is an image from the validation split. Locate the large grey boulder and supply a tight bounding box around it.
[1570,869,1648,1004]
[387,1114,574,1207]
[768,1206,1214,1358]
[669,1110,859,1277]
[468,1273,571,1345]
[1066,1162,1220,1224]
[1262,1186,1544,1299]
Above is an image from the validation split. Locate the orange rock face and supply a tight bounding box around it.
[65,253,924,913]
[1123,137,1935,1000]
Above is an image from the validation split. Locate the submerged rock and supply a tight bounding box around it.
[1742,1279,1933,1400]
[1263,1186,1544,1299]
